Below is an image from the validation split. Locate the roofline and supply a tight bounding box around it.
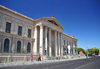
[35,17,64,30]
[0,5,34,22]
[62,33,77,40]
[0,5,77,40]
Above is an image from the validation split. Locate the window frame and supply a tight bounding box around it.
[28,29,31,38]
[5,22,11,33]
[18,26,22,36]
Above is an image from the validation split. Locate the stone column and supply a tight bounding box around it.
[0,16,2,31]
[59,33,61,56]
[39,25,43,55]
[55,31,57,57]
[76,41,78,55]
[68,43,71,54]
[0,36,1,53]
[61,34,63,56]
[73,48,74,55]
[58,32,60,56]
[45,26,47,55]
[74,42,76,55]
[49,28,52,57]
[34,26,37,55]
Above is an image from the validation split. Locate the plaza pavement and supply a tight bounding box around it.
[0,56,86,68]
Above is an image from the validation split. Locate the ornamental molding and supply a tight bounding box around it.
[5,17,13,23]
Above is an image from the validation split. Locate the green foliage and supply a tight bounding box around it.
[88,48,99,55]
[92,48,99,55]
[84,51,87,55]
[78,47,99,55]
[88,49,94,54]
[77,48,85,54]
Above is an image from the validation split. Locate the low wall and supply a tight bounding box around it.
[0,53,86,63]
[0,53,37,63]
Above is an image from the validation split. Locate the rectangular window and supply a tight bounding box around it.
[18,26,22,36]
[28,29,31,38]
[74,41,76,46]
[5,22,11,33]
[64,40,65,45]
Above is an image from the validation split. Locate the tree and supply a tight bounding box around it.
[77,48,85,54]
[92,48,99,55]
[87,48,99,55]
[77,47,99,55]
[88,49,94,55]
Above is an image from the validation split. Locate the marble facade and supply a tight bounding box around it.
[0,5,77,57]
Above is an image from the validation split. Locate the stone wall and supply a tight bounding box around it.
[0,53,37,63]
[0,31,34,53]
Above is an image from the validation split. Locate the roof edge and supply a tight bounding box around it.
[0,5,34,21]
[62,33,77,40]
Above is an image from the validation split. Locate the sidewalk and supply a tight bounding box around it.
[0,57,86,68]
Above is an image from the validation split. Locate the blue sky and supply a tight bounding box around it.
[0,0,100,50]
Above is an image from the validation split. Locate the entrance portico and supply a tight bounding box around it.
[33,18,63,57]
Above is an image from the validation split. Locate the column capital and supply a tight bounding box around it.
[40,24,43,28]
[35,25,37,29]
[40,23,43,25]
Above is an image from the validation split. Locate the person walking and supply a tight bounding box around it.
[38,54,41,61]
[30,54,33,62]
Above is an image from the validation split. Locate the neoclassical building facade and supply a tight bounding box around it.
[0,5,77,57]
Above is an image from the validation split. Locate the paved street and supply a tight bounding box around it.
[0,57,100,69]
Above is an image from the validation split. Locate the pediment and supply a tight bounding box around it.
[36,17,63,30]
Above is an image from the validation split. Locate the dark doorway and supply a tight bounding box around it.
[27,43,31,53]
[17,41,21,53]
[4,39,9,52]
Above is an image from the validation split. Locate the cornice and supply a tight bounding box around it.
[62,33,77,40]
[0,5,34,22]
[0,31,34,41]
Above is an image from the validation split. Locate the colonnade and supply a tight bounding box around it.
[34,24,63,57]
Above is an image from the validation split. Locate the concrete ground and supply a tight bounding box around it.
[0,56,100,69]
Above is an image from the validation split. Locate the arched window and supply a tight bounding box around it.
[27,43,31,53]
[17,41,21,53]
[4,39,9,52]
